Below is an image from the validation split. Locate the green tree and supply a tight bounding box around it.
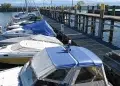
[1,3,12,9]
[77,0,85,6]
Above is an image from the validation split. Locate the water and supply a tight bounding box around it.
[0,12,14,27]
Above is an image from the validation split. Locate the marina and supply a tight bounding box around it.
[0,0,120,86]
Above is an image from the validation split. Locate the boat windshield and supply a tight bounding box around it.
[19,50,55,86]
[75,66,104,84]
[19,62,37,86]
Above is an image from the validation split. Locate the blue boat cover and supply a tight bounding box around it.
[23,20,56,36]
[46,46,102,68]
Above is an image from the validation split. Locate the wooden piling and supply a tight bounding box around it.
[98,4,105,39]
[68,8,71,27]
[91,17,96,36]
[75,5,78,29]
[85,16,88,33]
[109,6,115,43]
[78,15,81,31]
[82,16,85,32]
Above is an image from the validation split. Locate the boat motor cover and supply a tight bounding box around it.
[23,20,56,36]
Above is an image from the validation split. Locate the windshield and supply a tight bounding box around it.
[19,50,55,86]
[75,67,104,84]
[19,62,37,86]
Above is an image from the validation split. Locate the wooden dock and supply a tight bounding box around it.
[44,16,119,59]
[40,7,120,44]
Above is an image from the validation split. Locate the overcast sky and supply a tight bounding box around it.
[0,0,120,6]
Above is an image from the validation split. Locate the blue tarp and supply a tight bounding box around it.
[23,20,56,36]
[46,46,102,68]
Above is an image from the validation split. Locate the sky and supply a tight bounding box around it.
[0,0,120,6]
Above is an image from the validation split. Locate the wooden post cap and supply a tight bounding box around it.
[75,5,78,9]
[100,4,105,10]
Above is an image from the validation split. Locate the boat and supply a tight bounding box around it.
[0,34,62,46]
[2,20,56,38]
[0,37,62,65]
[7,20,35,30]
[12,0,40,21]
[13,12,26,20]
[7,24,22,30]
[0,46,112,86]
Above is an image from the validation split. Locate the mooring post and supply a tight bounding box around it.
[48,6,50,17]
[109,6,115,43]
[98,4,105,39]
[78,15,81,31]
[82,16,85,32]
[79,6,81,12]
[74,5,78,29]
[68,7,71,27]
[54,6,56,20]
[87,5,89,13]
[55,6,57,21]
[91,17,96,36]
[85,16,88,33]
[61,5,65,24]
[92,6,95,13]
[61,24,65,41]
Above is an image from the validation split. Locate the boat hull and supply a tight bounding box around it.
[0,57,30,65]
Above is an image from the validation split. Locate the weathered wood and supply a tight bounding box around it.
[85,16,88,33]
[74,5,78,29]
[87,5,89,13]
[78,15,81,30]
[82,16,85,32]
[91,17,96,36]
[92,6,95,13]
[108,6,115,43]
[68,9,71,27]
[98,4,105,39]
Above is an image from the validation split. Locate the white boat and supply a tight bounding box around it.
[13,12,26,20]
[12,0,40,21]
[2,27,33,38]
[7,20,34,31]
[12,20,27,25]
[2,20,56,38]
[0,38,62,65]
[0,34,62,46]
[7,24,22,30]
[0,46,112,86]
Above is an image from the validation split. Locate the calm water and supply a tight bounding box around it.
[0,12,14,27]
[0,12,120,48]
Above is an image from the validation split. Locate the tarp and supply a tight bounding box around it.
[46,46,102,68]
[23,20,56,36]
